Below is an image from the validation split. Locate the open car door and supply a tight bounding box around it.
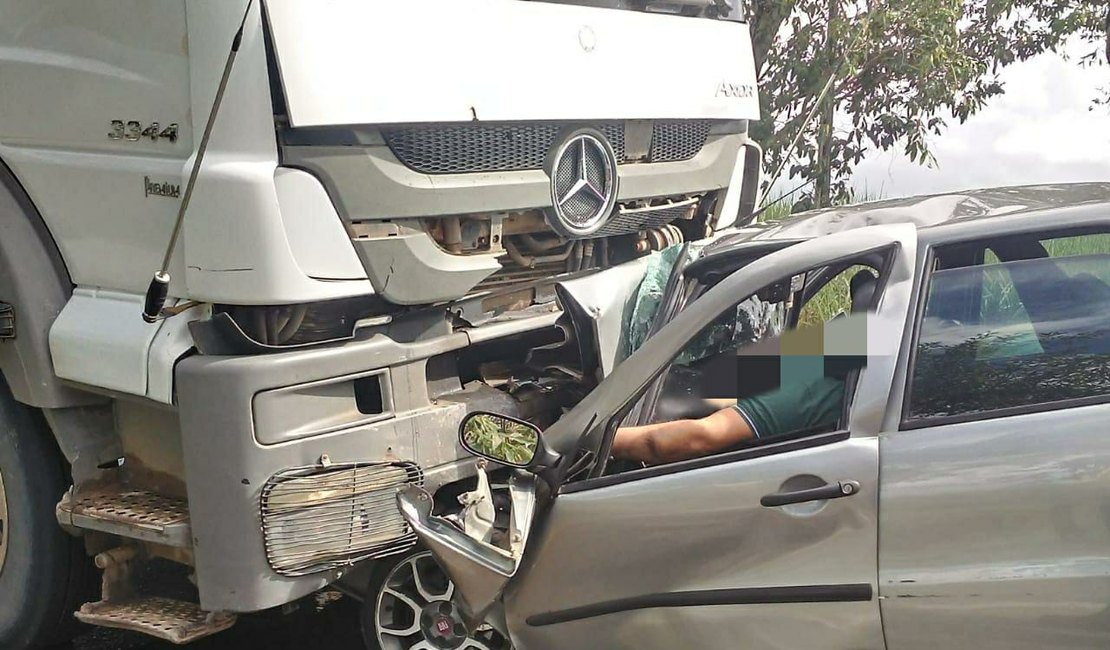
[400,223,919,650]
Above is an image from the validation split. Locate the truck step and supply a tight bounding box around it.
[57,486,191,547]
[76,597,236,645]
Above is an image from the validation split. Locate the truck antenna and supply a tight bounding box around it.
[142,0,255,323]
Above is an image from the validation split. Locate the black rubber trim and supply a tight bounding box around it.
[526,583,873,627]
[901,393,1110,430]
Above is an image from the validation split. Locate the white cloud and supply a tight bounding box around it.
[851,41,1110,199]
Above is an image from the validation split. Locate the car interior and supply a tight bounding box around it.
[909,230,1110,420]
[647,255,884,431]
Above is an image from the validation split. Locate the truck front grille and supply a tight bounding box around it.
[650,120,713,165]
[594,197,699,237]
[260,462,423,577]
[384,120,709,174]
[476,258,572,294]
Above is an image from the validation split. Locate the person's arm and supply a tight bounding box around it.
[611,406,754,465]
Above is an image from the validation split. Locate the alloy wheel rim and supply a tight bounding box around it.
[375,551,510,650]
[0,468,8,572]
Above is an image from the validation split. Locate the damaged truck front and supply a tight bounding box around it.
[0,1,760,648]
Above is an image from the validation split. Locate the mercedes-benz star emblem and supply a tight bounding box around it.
[544,129,619,238]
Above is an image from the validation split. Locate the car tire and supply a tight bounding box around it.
[0,376,96,649]
[360,548,511,650]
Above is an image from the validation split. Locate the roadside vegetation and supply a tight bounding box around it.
[751,1,1108,209]
[759,191,883,325]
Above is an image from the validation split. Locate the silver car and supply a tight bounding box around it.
[399,184,1110,650]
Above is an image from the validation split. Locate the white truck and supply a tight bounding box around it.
[0,1,761,648]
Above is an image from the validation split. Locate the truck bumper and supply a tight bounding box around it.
[175,319,508,613]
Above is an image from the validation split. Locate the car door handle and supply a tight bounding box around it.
[760,480,861,507]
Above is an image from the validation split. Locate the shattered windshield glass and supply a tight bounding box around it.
[624,244,692,357]
[622,243,786,364]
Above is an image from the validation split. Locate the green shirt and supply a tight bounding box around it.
[733,375,845,439]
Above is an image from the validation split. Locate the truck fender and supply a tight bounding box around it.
[0,158,105,408]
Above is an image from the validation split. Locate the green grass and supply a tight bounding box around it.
[1043,234,1110,277]
[982,233,1110,323]
[756,188,886,223]
[798,265,876,327]
[756,197,796,222]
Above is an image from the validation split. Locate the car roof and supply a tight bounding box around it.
[702,182,1110,259]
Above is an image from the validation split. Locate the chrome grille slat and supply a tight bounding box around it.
[265,498,407,514]
[266,538,414,558]
[474,259,572,293]
[265,492,402,509]
[260,461,423,577]
[264,513,412,536]
[384,121,707,174]
[263,538,417,561]
[264,517,408,537]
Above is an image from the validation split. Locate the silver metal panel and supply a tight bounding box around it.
[879,403,1110,649]
[75,597,236,645]
[506,438,885,650]
[593,198,699,238]
[846,222,919,438]
[464,311,562,345]
[554,255,653,375]
[398,473,538,626]
[177,331,476,612]
[253,369,393,446]
[351,229,501,305]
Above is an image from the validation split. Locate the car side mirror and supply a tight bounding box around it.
[459,412,553,469]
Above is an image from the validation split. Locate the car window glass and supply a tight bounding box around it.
[978,251,1041,359]
[645,262,877,445]
[672,295,786,366]
[798,265,874,327]
[908,231,1110,423]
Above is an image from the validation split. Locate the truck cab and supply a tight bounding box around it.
[0,1,760,647]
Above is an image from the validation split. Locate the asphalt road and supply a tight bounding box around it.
[70,593,366,650]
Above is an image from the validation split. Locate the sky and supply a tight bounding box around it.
[850,43,1110,199]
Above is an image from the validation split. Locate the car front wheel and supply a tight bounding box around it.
[360,549,511,650]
